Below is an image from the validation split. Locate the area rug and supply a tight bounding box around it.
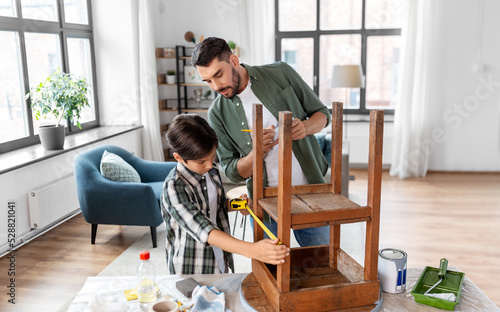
[97,225,168,277]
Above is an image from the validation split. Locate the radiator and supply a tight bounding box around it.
[28,175,80,229]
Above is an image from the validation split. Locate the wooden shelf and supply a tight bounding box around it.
[155,47,176,59]
[180,109,208,113]
[158,99,179,111]
[157,45,208,156]
[162,148,175,162]
[180,83,206,87]
[258,192,369,229]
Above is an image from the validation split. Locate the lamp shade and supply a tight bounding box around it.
[330,65,365,88]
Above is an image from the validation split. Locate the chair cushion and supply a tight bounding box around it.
[100,150,141,183]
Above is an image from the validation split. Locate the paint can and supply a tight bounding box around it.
[378,248,407,293]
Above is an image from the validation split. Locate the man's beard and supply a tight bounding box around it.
[218,67,240,99]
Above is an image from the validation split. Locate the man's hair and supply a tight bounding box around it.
[167,114,218,161]
[192,37,232,67]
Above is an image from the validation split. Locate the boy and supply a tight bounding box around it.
[161,114,289,274]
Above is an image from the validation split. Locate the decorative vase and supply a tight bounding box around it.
[38,125,65,150]
[166,75,176,84]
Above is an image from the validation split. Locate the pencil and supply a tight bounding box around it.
[241,129,253,132]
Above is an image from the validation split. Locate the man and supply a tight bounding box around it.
[192,37,330,246]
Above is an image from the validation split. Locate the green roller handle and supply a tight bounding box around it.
[438,258,448,279]
[424,258,449,295]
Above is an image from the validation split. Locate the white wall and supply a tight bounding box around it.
[426,0,500,171]
[0,130,142,255]
[153,0,244,55]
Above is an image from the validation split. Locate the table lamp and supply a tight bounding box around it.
[330,64,365,92]
[330,65,364,183]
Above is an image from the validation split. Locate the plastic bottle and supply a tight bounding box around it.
[137,250,156,309]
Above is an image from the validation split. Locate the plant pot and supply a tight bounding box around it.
[166,75,176,84]
[38,125,65,150]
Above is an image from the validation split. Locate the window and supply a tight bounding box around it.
[276,0,403,114]
[0,0,97,152]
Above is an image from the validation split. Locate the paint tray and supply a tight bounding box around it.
[411,266,465,311]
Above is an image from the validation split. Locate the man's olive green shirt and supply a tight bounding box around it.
[207,61,331,197]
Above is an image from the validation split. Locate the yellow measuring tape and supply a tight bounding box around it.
[230,198,281,244]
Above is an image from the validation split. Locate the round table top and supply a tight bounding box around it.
[226,185,247,199]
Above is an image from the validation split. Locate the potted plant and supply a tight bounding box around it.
[26,68,91,150]
[203,90,212,100]
[166,70,176,84]
[227,40,239,57]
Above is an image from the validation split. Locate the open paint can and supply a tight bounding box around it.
[378,248,407,293]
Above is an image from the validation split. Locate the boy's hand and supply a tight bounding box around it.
[251,239,289,265]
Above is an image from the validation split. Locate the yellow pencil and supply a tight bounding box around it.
[241,129,253,132]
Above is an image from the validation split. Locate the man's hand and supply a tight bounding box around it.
[291,118,307,140]
[290,112,328,141]
[263,125,279,154]
[236,124,279,179]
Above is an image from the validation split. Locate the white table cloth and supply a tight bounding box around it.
[68,268,499,311]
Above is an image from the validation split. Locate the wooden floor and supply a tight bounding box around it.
[349,169,500,309]
[0,169,499,311]
[0,216,148,312]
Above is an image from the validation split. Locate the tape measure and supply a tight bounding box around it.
[230,198,281,244]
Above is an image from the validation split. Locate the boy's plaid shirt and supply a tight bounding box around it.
[161,162,234,274]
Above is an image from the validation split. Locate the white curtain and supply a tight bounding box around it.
[237,0,275,65]
[390,0,439,179]
[132,0,164,161]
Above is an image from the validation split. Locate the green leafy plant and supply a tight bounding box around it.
[203,90,212,100]
[26,68,91,129]
[167,70,176,75]
[227,41,236,50]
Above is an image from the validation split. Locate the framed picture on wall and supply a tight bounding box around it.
[184,66,203,83]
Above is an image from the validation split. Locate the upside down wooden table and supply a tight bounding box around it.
[245,103,384,311]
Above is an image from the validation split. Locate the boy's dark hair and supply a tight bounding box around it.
[167,114,218,161]
[192,37,232,67]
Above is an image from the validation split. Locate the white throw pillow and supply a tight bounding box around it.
[100,150,141,183]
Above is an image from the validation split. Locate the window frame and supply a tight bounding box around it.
[275,0,401,115]
[0,0,98,153]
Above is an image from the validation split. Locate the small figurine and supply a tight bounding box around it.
[193,88,203,107]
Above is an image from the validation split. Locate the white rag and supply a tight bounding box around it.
[427,292,457,302]
[191,285,230,312]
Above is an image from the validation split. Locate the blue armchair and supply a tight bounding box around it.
[74,145,176,248]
